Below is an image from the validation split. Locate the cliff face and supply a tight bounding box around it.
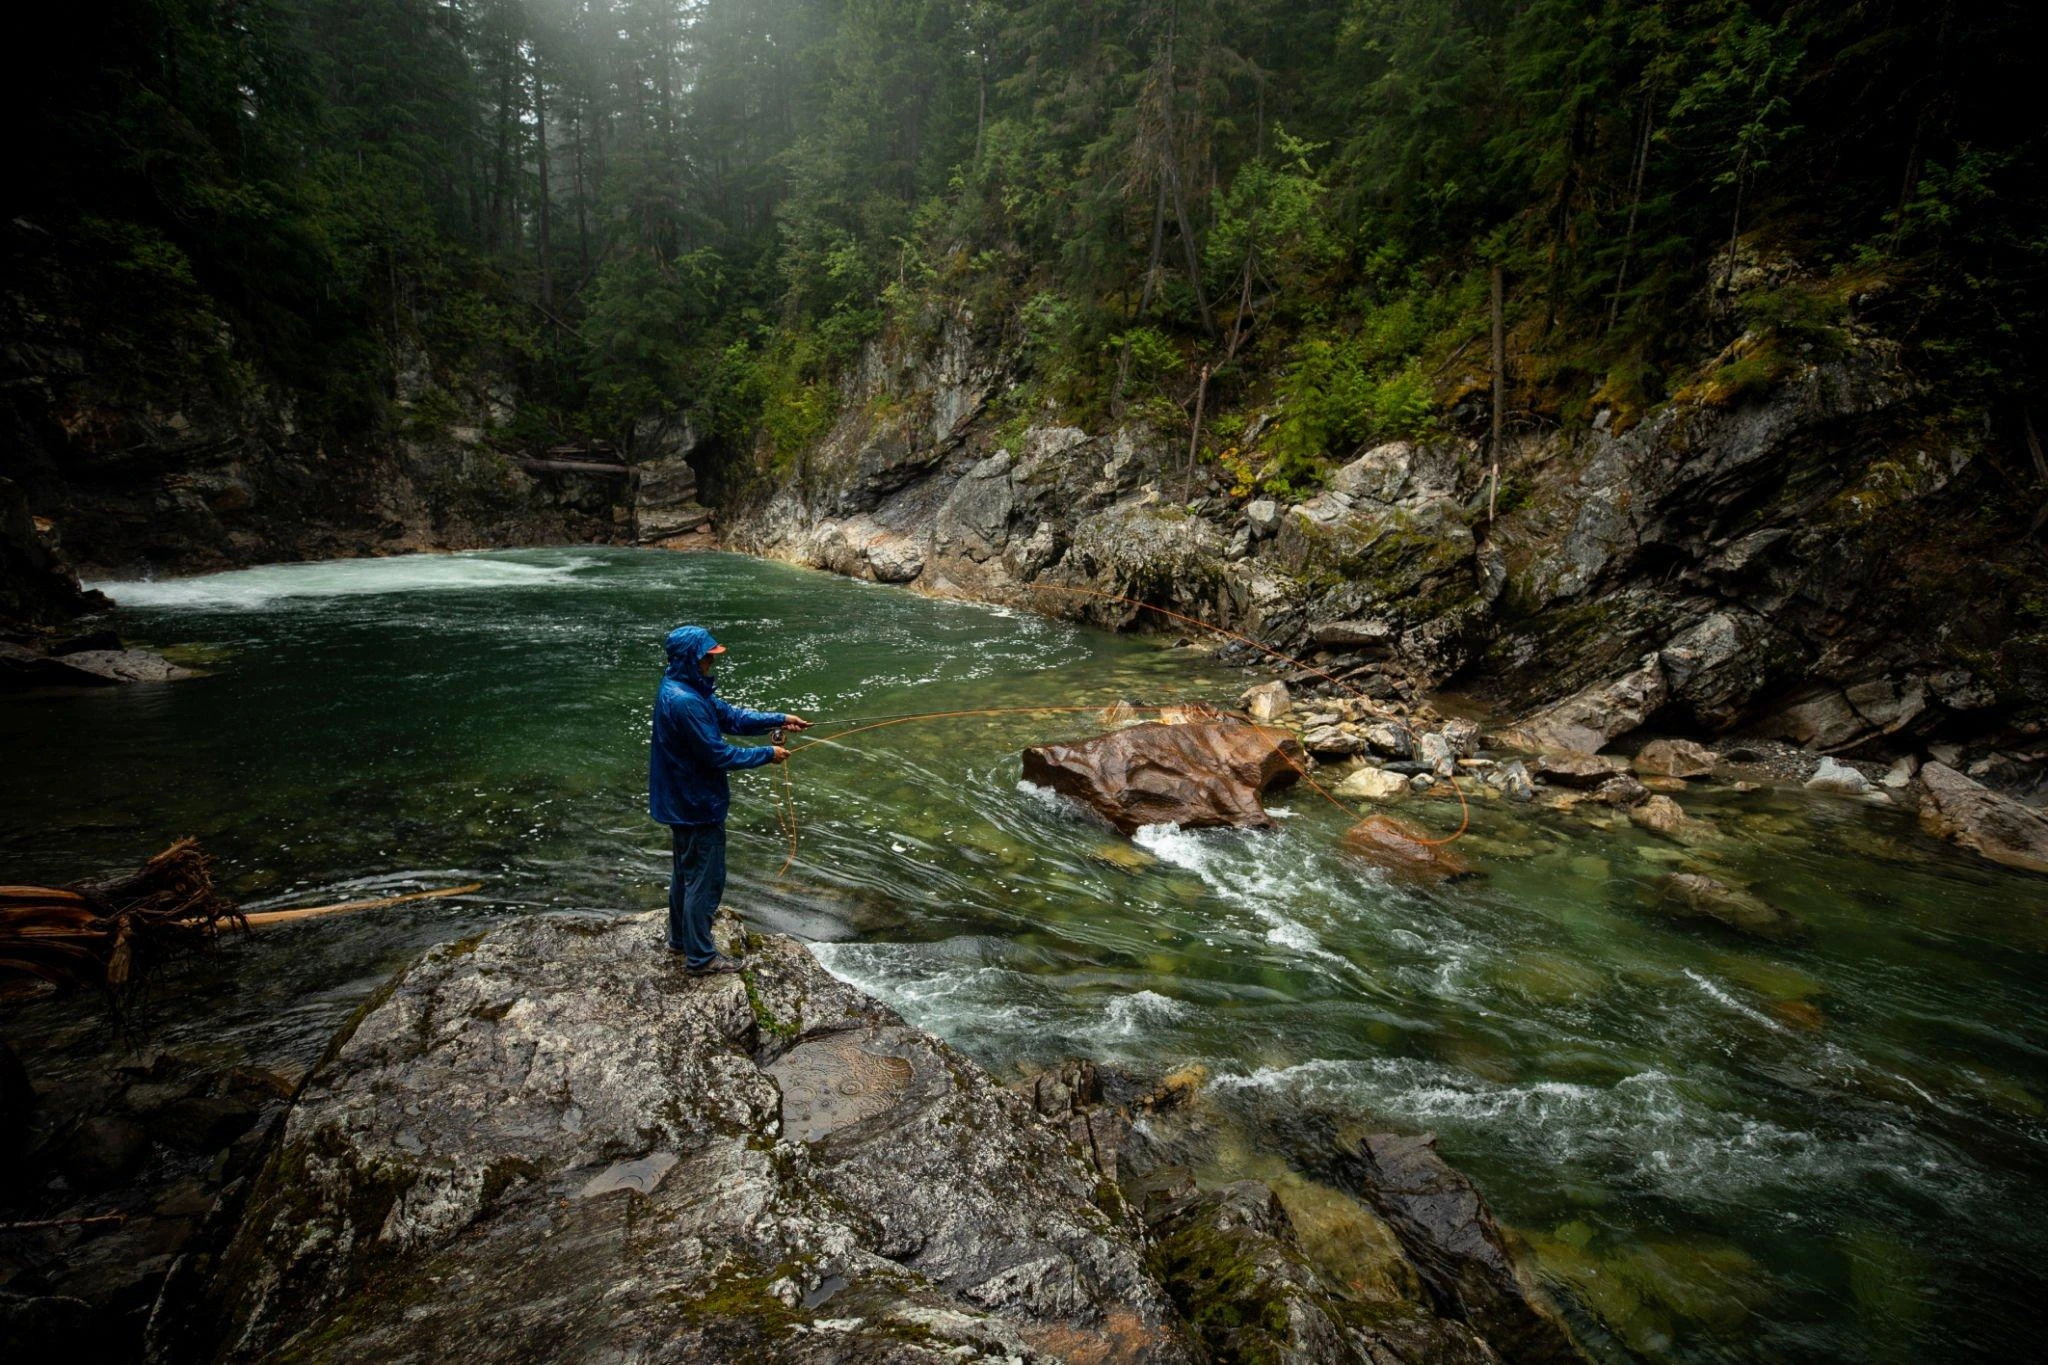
[0,372,626,589]
[725,315,2046,764]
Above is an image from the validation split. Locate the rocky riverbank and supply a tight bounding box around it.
[722,309,2048,817]
[1229,671,2048,889]
[65,909,1583,1364]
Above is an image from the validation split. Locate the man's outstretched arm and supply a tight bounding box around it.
[714,697,810,735]
[675,694,779,770]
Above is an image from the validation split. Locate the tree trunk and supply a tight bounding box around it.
[1721,150,1749,298]
[573,99,590,276]
[1156,2,1214,336]
[976,43,988,167]
[1606,86,1656,336]
[1184,365,1210,503]
[1139,178,1168,314]
[536,68,553,309]
[1160,136,1213,336]
[1489,265,1506,525]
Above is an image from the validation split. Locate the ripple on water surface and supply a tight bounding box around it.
[6,548,2046,1365]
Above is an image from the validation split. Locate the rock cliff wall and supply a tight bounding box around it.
[726,315,2047,772]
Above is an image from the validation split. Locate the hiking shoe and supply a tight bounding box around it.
[686,953,744,977]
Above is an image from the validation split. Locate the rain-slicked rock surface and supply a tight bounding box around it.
[1021,719,1305,835]
[180,912,1194,1363]
[1916,761,2048,875]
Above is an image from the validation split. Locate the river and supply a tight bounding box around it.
[3,547,2044,1363]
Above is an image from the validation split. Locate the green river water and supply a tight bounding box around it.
[3,547,2044,1362]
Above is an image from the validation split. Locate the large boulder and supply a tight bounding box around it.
[1916,762,2048,875]
[1628,795,1696,840]
[1021,720,1305,835]
[183,914,1193,1363]
[632,448,712,542]
[2,475,103,627]
[934,451,1017,561]
[1500,655,1667,755]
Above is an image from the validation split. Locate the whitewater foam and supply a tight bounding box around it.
[91,551,600,609]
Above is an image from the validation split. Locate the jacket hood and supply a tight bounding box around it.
[663,626,719,689]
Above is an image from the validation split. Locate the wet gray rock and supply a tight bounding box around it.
[632,447,711,542]
[0,641,194,688]
[1335,766,1409,802]
[187,913,1193,1363]
[1311,618,1398,651]
[57,649,198,684]
[1332,1133,1583,1365]
[1145,1179,1503,1365]
[1240,680,1292,723]
[1805,756,1873,796]
[1364,721,1414,759]
[934,451,1017,561]
[1013,1060,1127,1186]
[1916,762,2048,875]
[1592,773,1650,807]
[1532,754,1618,790]
[1629,795,1693,839]
[1303,724,1369,757]
[1491,760,1535,802]
[1502,657,1667,756]
[1417,732,1457,776]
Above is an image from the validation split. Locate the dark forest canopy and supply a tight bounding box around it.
[14,0,2047,490]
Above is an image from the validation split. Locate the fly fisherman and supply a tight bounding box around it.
[649,626,810,974]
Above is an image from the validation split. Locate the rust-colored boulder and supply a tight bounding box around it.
[1342,815,1474,883]
[1020,719,1304,835]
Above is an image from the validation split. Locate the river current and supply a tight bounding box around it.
[3,548,2044,1362]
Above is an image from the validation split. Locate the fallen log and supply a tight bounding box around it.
[242,882,483,927]
[0,839,241,996]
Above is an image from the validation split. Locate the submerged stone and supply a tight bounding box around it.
[1332,1133,1586,1365]
[1342,815,1475,883]
[1656,873,1801,941]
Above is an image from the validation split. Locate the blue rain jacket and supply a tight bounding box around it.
[648,626,787,827]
